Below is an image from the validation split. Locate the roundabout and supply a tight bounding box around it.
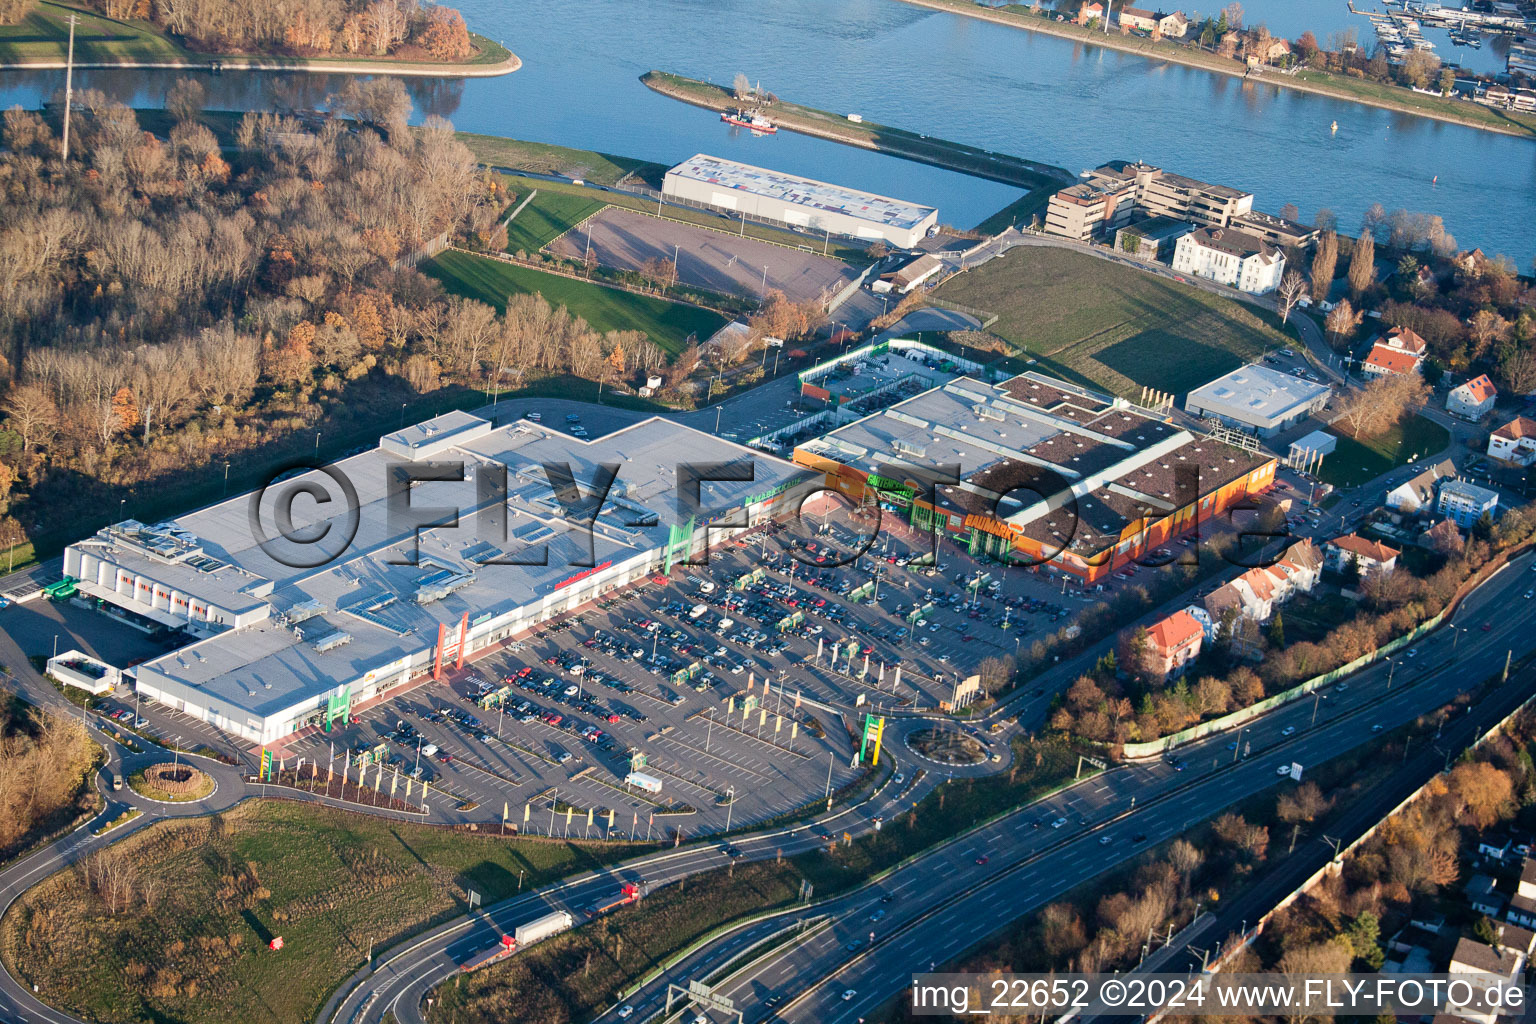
[903,727,990,766]
[129,762,217,803]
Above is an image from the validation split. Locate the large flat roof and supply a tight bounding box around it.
[1186,363,1330,424]
[666,154,936,230]
[113,415,804,717]
[795,371,1270,556]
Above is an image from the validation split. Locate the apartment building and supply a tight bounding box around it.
[1043,178,1139,242]
[1044,161,1255,242]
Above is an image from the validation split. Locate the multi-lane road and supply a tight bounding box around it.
[338,550,1536,1024]
[0,538,1532,1024]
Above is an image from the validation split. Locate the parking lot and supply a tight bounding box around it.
[548,207,859,304]
[64,489,1219,836]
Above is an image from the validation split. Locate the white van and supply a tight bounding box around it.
[420,744,438,758]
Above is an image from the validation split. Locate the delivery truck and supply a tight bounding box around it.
[514,909,574,947]
[625,771,663,795]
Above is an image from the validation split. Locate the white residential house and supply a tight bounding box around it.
[1117,5,1159,30]
[1385,458,1456,514]
[1361,325,1428,378]
[1170,227,1286,294]
[1447,374,1498,420]
[1325,534,1400,576]
[1155,10,1189,36]
[1447,936,1525,1024]
[1488,415,1536,466]
[1507,858,1536,929]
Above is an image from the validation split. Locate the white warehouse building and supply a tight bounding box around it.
[63,412,804,747]
[662,153,939,249]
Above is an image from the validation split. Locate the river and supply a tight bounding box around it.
[2,0,1533,261]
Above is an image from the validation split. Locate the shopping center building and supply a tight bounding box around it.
[62,413,803,745]
[791,371,1277,584]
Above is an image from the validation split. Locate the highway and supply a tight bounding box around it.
[341,550,1536,1024]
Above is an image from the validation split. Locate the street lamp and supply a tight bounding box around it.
[1385,656,1397,691]
[724,785,736,832]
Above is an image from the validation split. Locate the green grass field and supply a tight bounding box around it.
[0,1,185,64]
[503,190,607,254]
[972,187,1055,234]
[0,800,640,1024]
[424,249,726,356]
[931,246,1293,397]
[1317,414,1450,489]
[457,133,665,188]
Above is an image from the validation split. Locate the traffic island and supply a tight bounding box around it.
[129,763,215,803]
[905,728,988,766]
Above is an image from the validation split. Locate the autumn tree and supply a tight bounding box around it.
[1275,269,1306,324]
[1337,370,1428,439]
[1310,229,1337,302]
[417,6,471,60]
[1347,231,1376,299]
[1468,309,1511,361]
[1325,297,1362,349]
[1,382,58,455]
[165,77,206,124]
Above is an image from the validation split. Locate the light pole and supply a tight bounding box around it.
[1385,656,1397,691]
[315,431,322,453]
[715,406,724,434]
[724,785,735,832]
[400,402,408,428]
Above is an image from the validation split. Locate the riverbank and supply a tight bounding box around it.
[891,0,1536,141]
[0,0,520,78]
[640,70,1074,191]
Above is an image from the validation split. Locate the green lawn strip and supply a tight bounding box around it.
[0,1,185,64]
[0,799,645,1024]
[972,187,1055,235]
[641,71,1073,190]
[1317,414,1451,490]
[502,191,609,254]
[422,249,727,357]
[932,246,1292,397]
[425,738,1082,1024]
[456,133,666,188]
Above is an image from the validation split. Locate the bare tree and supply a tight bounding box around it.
[1310,230,1337,303]
[1325,297,1362,349]
[1276,269,1306,324]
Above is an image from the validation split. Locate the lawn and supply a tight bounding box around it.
[457,133,666,188]
[931,246,1294,397]
[0,1,186,64]
[972,187,1056,235]
[1317,413,1451,490]
[0,800,641,1024]
[503,189,608,255]
[423,249,727,356]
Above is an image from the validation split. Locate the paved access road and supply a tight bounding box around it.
[351,551,1536,1024]
[600,551,1536,1024]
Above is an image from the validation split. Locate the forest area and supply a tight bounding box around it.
[0,694,99,863]
[0,0,479,62]
[0,76,761,564]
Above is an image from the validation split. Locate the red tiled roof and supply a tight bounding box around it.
[1456,374,1497,404]
[1148,610,1203,652]
[1329,533,1400,563]
[1363,343,1423,375]
[1382,325,1428,355]
[1493,415,1536,442]
[1238,567,1277,601]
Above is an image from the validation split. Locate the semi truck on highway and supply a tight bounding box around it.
[588,883,641,916]
[515,909,574,947]
[457,910,575,972]
[459,934,515,972]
